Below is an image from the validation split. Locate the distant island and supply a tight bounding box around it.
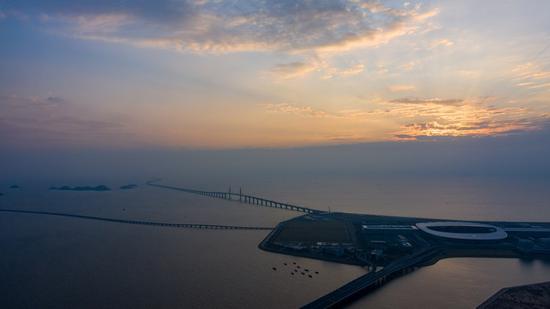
[0,192,4,196]
[119,184,138,190]
[9,185,19,189]
[49,185,111,191]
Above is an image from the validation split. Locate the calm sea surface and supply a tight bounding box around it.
[1,175,550,308]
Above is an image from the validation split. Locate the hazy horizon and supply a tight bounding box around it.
[1,1,550,308]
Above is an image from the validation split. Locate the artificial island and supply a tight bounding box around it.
[3,180,548,308]
[261,212,550,308]
[147,180,550,308]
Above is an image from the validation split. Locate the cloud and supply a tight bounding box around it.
[46,96,65,104]
[384,97,549,139]
[271,59,364,80]
[400,61,417,71]
[389,84,416,92]
[271,61,318,79]
[322,63,364,79]
[0,94,132,148]
[264,103,381,120]
[360,1,387,13]
[259,96,549,145]
[513,62,550,91]
[0,94,64,108]
[4,1,438,54]
[430,38,454,48]
[66,13,132,34]
[390,97,464,105]
[396,117,549,140]
[3,1,194,25]
[263,102,328,118]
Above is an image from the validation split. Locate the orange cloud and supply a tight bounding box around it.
[270,62,318,79]
[263,103,329,118]
[430,38,454,48]
[322,63,365,79]
[385,98,548,139]
[389,84,416,92]
[29,1,438,55]
[390,97,463,105]
[513,62,550,92]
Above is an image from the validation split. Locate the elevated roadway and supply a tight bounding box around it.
[0,209,274,230]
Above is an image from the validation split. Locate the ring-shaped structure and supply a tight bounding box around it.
[416,221,508,240]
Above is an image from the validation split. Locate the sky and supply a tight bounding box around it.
[1,0,550,150]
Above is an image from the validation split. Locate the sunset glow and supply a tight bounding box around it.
[1,1,549,149]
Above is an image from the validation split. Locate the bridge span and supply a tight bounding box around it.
[0,209,274,231]
[147,180,321,215]
[302,247,443,309]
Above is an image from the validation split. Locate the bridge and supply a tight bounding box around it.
[302,247,443,309]
[0,209,274,231]
[146,180,321,215]
[0,180,322,231]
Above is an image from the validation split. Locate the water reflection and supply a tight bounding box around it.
[1,176,550,308]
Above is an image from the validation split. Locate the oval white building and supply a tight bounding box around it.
[416,221,508,240]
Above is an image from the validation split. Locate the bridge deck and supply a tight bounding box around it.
[147,181,321,215]
[0,209,273,230]
[302,247,442,308]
